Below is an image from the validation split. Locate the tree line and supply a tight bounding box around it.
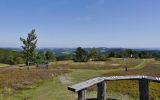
[73,47,160,62]
[1,29,160,65]
[57,47,160,62]
[0,49,24,65]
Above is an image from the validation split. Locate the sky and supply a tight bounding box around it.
[0,0,160,48]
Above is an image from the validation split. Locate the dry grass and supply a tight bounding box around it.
[103,60,160,76]
[0,58,159,99]
[102,60,160,99]
[51,58,143,70]
[0,66,69,90]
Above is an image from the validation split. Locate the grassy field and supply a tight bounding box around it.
[0,58,160,100]
[0,63,9,68]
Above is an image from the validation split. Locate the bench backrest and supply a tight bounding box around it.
[36,64,48,69]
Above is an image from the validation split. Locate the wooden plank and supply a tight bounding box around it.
[103,76,143,81]
[68,77,104,92]
[139,79,149,100]
[78,89,86,100]
[104,76,160,82]
[146,76,160,83]
[68,76,160,93]
[97,81,106,100]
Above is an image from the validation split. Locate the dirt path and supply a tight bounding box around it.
[57,59,148,99]
[104,59,149,73]
[5,59,149,100]
[132,59,148,69]
[58,59,148,85]
[59,74,72,85]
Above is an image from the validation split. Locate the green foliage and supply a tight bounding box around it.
[74,47,89,62]
[36,51,48,64]
[20,29,37,66]
[88,48,108,61]
[6,56,24,65]
[15,57,24,64]
[7,56,15,65]
[88,48,98,60]
[108,51,115,57]
[0,49,24,65]
[42,48,160,61]
[107,49,155,59]
[35,51,56,64]
[45,51,55,61]
[95,55,108,61]
[56,54,73,61]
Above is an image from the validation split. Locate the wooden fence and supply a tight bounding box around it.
[68,76,160,100]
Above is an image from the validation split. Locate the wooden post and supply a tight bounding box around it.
[97,81,106,100]
[139,79,149,100]
[78,89,86,100]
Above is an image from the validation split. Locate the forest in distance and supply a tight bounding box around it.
[1,47,160,65]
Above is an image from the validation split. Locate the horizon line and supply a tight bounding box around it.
[1,46,160,49]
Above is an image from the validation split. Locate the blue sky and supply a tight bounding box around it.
[0,0,160,48]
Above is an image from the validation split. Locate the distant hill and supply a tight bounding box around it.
[0,48,22,55]
[38,48,75,56]
[1,47,160,56]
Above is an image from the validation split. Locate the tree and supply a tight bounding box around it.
[36,50,47,64]
[20,29,37,66]
[74,47,89,62]
[125,49,133,58]
[88,48,100,61]
[45,51,55,62]
[108,51,115,57]
[138,51,146,58]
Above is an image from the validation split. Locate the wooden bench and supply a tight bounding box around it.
[68,75,160,100]
[36,64,48,69]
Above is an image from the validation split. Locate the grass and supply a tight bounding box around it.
[103,59,160,99]
[7,78,77,100]
[1,69,104,100]
[0,58,160,100]
[51,58,143,70]
[0,66,69,100]
[0,63,9,68]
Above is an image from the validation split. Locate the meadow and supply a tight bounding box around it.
[0,58,160,100]
[0,63,9,68]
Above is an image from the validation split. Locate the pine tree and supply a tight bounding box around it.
[20,29,37,66]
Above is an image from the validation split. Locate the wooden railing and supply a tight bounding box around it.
[68,76,160,100]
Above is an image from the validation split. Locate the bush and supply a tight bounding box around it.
[36,51,48,64]
[0,49,24,65]
[74,47,89,62]
[45,51,56,61]
[15,57,24,64]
